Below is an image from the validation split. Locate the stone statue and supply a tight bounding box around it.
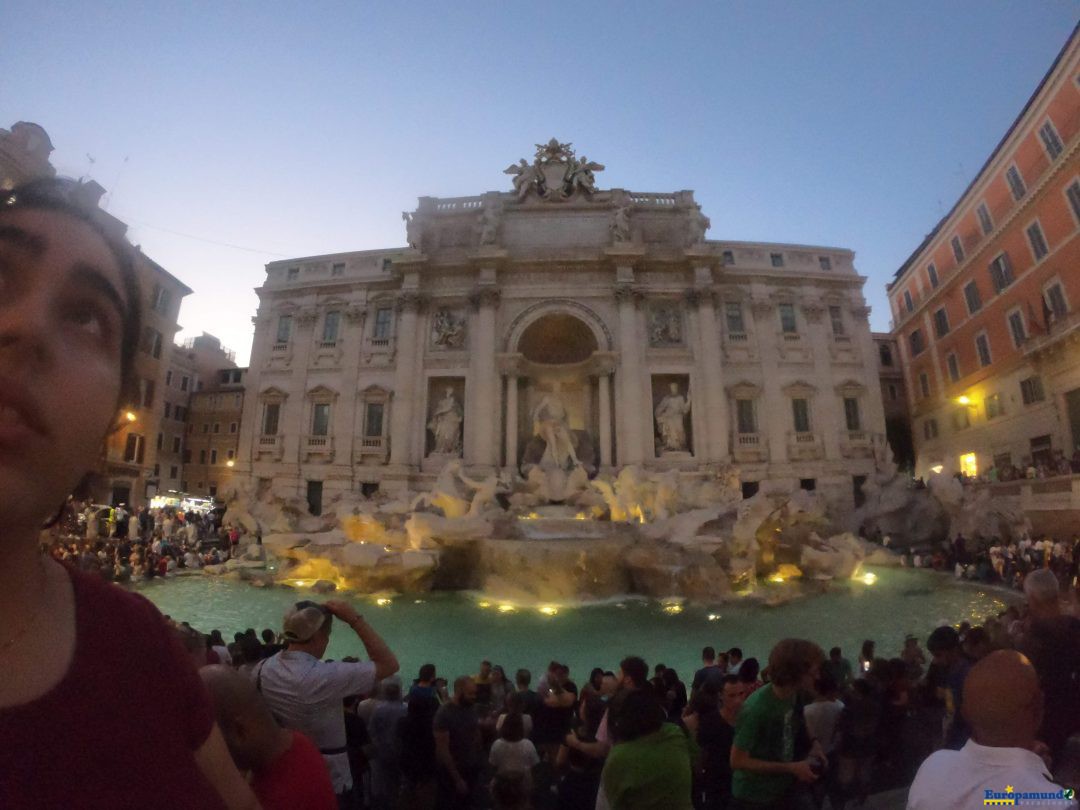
[428,387,463,455]
[655,383,691,453]
[503,159,543,202]
[687,204,710,245]
[562,155,604,197]
[458,469,508,518]
[531,382,580,470]
[649,306,682,346]
[431,309,465,349]
[402,211,421,248]
[476,205,500,246]
[610,206,631,243]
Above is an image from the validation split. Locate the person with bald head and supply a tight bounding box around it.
[200,665,337,810]
[907,650,1076,809]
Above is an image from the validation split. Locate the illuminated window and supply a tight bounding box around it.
[959,453,978,478]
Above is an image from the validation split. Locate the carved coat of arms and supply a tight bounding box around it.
[503,138,605,202]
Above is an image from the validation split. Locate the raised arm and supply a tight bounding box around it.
[323,600,399,680]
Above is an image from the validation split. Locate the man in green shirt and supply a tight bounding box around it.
[730,639,826,809]
[600,687,697,810]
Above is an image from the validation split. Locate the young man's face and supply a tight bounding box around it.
[722,682,747,713]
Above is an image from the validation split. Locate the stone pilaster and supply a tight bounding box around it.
[466,285,501,470]
[388,291,426,468]
[614,282,646,465]
[685,266,729,463]
[751,295,788,463]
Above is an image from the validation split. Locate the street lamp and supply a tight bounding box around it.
[124,411,137,423]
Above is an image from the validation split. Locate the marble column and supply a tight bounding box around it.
[598,372,613,468]
[388,292,424,467]
[467,286,500,470]
[504,373,519,471]
[615,283,645,465]
[752,295,788,463]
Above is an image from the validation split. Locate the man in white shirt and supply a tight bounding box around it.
[907,650,1076,810]
[253,599,399,805]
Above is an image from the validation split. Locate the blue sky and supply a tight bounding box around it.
[3,2,1077,364]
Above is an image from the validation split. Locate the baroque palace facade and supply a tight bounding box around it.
[237,140,885,515]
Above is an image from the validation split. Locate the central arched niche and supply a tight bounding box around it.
[518,313,598,364]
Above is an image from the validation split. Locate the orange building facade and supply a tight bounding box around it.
[889,26,1080,479]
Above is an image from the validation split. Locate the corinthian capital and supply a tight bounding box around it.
[467,286,502,310]
[395,292,428,313]
[614,284,644,307]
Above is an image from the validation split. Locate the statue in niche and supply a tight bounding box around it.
[476,205,500,246]
[610,206,631,243]
[649,306,682,346]
[428,387,463,455]
[655,383,692,453]
[402,211,421,248]
[431,309,465,349]
[687,204,711,246]
[531,382,580,470]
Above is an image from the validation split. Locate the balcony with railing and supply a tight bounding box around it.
[304,435,334,460]
[732,431,768,462]
[787,430,823,460]
[256,434,283,460]
[840,430,874,459]
[1023,307,1080,358]
[357,433,389,462]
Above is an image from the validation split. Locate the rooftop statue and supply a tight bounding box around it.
[504,138,605,202]
[688,204,711,245]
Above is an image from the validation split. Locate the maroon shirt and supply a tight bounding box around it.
[252,729,338,810]
[0,566,225,809]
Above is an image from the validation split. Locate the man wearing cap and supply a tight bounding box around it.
[252,599,398,809]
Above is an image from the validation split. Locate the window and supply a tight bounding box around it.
[951,235,964,263]
[1045,282,1068,321]
[263,403,280,435]
[165,370,173,386]
[364,402,384,437]
[923,419,939,440]
[286,266,299,281]
[722,250,735,265]
[322,311,341,343]
[1006,165,1026,201]
[312,403,330,436]
[156,432,163,451]
[1007,310,1027,347]
[1026,221,1049,261]
[152,282,170,313]
[210,449,218,465]
[988,253,1014,293]
[140,378,155,408]
[276,315,293,344]
[180,375,189,392]
[176,405,185,421]
[1067,179,1080,224]
[919,372,930,399]
[123,433,144,463]
[141,327,163,359]
[903,290,914,313]
[946,352,960,382]
[307,481,323,517]
[818,256,832,271]
[164,402,172,419]
[213,423,220,434]
[770,252,784,268]
[778,303,797,333]
[1039,120,1063,160]
[230,422,237,434]
[736,399,756,433]
[910,329,924,356]
[227,449,235,460]
[331,262,345,276]
[887,383,897,401]
[202,422,209,434]
[843,397,861,431]
[933,307,950,338]
[800,478,816,491]
[878,343,893,366]
[985,393,1004,420]
[1020,376,1045,405]
[975,333,992,367]
[381,257,393,272]
[964,281,982,314]
[725,302,745,334]
[977,203,993,235]
[171,436,181,453]
[373,308,393,340]
[927,263,939,288]
[183,449,191,463]
[828,305,845,336]
[952,408,970,431]
[792,398,810,433]
[199,450,206,464]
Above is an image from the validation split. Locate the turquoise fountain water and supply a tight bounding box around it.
[138,567,1014,683]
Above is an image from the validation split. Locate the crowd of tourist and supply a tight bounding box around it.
[43,497,256,582]
[156,566,1079,810]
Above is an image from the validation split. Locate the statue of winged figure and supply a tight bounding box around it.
[503,159,544,202]
[563,155,605,197]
